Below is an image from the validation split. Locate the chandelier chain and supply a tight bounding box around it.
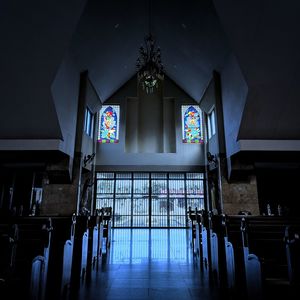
[136,0,164,94]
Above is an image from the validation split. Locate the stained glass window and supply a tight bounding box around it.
[182,105,203,143]
[98,105,120,143]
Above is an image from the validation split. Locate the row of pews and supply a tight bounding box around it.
[188,208,300,300]
[0,207,112,300]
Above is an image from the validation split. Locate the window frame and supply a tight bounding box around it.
[98,104,120,143]
[181,104,204,144]
[207,107,216,140]
[84,107,94,138]
[95,171,205,228]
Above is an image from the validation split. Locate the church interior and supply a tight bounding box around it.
[1,0,300,299]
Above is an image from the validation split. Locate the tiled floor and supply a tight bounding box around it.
[77,229,220,300]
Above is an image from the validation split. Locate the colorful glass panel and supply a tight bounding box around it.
[182,105,203,143]
[98,105,120,143]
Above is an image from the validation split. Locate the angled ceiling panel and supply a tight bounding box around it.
[70,0,231,101]
[0,0,87,140]
[213,0,300,140]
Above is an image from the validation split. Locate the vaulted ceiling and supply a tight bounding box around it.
[213,0,300,140]
[1,0,300,150]
[69,0,300,142]
[69,0,231,101]
[69,0,300,140]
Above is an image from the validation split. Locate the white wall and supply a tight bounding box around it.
[96,76,205,171]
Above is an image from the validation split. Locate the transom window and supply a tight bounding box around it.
[96,172,205,228]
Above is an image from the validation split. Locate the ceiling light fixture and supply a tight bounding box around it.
[136,0,164,94]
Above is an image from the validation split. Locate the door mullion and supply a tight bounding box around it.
[167,173,170,228]
[149,172,152,228]
[184,173,188,227]
[112,173,116,227]
[131,172,133,227]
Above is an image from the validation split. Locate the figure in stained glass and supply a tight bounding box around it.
[98,105,119,143]
[182,105,203,143]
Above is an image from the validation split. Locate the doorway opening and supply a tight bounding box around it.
[95,172,205,228]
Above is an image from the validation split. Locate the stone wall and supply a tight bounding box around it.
[221,175,260,215]
[40,183,78,216]
[39,155,81,216]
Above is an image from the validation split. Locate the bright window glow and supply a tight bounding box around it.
[96,172,204,228]
[84,107,94,137]
[98,105,120,143]
[181,105,204,143]
[208,108,216,139]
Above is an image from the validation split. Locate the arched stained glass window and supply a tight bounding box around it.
[98,105,120,143]
[182,105,204,143]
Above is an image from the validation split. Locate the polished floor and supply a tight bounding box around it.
[77,229,220,300]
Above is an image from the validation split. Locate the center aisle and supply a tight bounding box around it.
[77,229,220,300]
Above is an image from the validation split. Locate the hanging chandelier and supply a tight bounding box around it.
[136,1,164,94]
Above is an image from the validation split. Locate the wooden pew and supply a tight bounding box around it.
[215,215,300,299]
[85,215,103,283]
[47,214,103,299]
[0,214,103,300]
[100,207,112,254]
[247,217,288,286]
[207,212,220,286]
[240,218,263,300]
[194,210,210,269]
[0,217,52,300]
[0,223,18,294]
[18,218,52,300]
[187,207,207,259]
[244,216,300,299]
[211,215,248,299]
[248,217,297,298]
[88,216,100,265]
[69,216,89,298]
[285,225,300,289]
[195,209,206,260]
[220,215,235,292]
[45,216,76,300]
[208,214,234,296]
[187,207,197,253]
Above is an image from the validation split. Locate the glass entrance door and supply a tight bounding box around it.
[151,173,168,227]
[96,172,204,228]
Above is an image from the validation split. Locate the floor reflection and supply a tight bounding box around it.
[109,229,191,264]
[77,229,219,300]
